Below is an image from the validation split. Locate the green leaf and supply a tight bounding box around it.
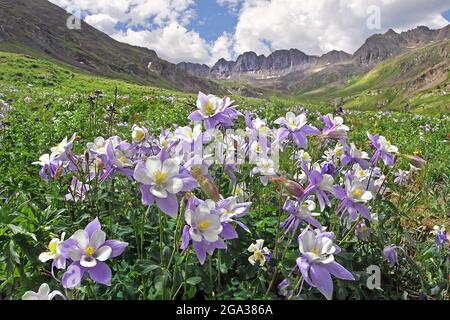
[186,276,202,286]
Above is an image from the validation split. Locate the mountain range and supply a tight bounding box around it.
[0,0,448,112]
[177,25,450,94]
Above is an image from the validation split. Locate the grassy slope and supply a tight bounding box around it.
[299,41,450,114]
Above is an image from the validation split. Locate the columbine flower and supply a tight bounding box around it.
[131,125,149,144]
[248,239,271,266]
[282,199,322,237]
[134,152,196,217]
[301,164,334,212]
[431,226,449,248]
[252,158,276,186]
[32,153,65,181]
[39,233,66,272]
[368,133,398,167]
[320,114,350,140]
[341,143,370,170]
[87,137,108,155]
[245,112,270,134]
[189,92,239,129]
[334,175,373,221]
[50,133,77,161]
[296,228,354,300]
[65,177,90,202]
[181,198,226,265]
[217,196,252,239]
[394,169,411,186]
[274,112,320,149]
[60,218,128,288]
[383,246,398,266]
[22,283,66,300]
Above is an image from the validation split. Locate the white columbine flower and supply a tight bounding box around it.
[134,157,183,198]
[185,200,223,242]
[39,233,65,265]
[87,137,107,155]
[32,153,56,167]
[346,179,373,203]
[379,136,398,154]
[132,126,146,144]
[252,158,276,186]
[22,283,66,300]
[276,112,307,131]
[299,229,336,264]
[175,125,202,144]
[197,94,230,117]
[248,239,271,266]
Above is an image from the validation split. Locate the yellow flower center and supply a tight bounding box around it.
[255,143,262,153]
[134,130,145,142]
[154,170,167,185]
[161,139,167,146]
[48,241,57,254]
[302,152,310,160]
[120,155,127,163]
[198,220,210,230]
[310,247,320,257]
[85,245,95,257]
[205,102,215,116]
[254,249,264,261]
[353,188,363,198]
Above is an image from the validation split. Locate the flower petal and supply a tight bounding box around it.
[94,245,112,261]
[88,261,112,285]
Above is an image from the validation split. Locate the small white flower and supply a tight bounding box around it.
[22,283,66,300]
[39,233,65,264]
[248,239,271,266]
[132,126,146,144]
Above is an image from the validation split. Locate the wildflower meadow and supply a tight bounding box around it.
[0,68,448,301]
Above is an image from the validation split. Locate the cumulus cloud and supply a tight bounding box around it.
[85,14,118,34]
[50,0,449,65]
[234,0,450,56]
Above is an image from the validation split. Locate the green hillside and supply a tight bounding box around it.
[300,41,450,114]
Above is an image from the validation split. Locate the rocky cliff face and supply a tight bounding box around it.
[178,25,449,83]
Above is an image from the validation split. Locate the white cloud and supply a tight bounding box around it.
[217,0,242,12]
[50,0,449,65]
[85,14,118,34]
[234,0,450,56]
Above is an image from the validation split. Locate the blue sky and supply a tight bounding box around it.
[50,1,450,65]
[189,1,240,42]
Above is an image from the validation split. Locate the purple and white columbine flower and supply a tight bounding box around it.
[431,226,449,248]
[50,133,77,162]
[301,164,335,212]
[274,112,320,149]
[340,143,370,170]
[320,114,350,141]
[60,218,128,288]
[181,197,226,265]
[248,239,271,266]
[189,92,239,130]
[368,133,398,167]
[334,175,373,221]
[133,152,196,217]
[65,177,90,202]
[22,283,66,300]
[282,199,323,238]
[32,153,66,181]
[296,228,354,300]
[217,196,252,239]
